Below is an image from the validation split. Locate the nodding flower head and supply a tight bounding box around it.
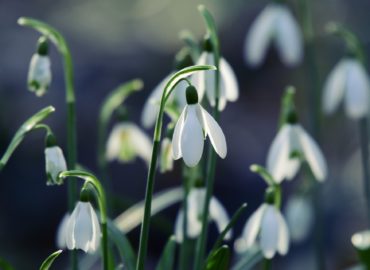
[172,85,227,167]
[27,37,52,97]
[45,134,67,186]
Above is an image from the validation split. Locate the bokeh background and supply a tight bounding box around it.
[1,0,370,269]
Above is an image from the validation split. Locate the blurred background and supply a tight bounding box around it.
[1,0,370,269]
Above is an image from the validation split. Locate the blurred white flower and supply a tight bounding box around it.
[174,187,231,243]
[45,146,67,185]
[106,122,152,166]
[65,201,101,253]
[172,86,227,167]
[267,123,327,183]
[56,213,70,249]
[244,3,303,67]
[27,53,52,97]
[284,196,313,242]
[195,52,239,110]
[322,58,370,119]
[235,203,289,259]
[160,137,174,173]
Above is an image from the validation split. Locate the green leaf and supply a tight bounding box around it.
[0,106,55,170]
[114,186,184,233]
[0,257,15,270]
[39,250,63,270]
[107,220,136,270]
[155,236,176,270]
[278,86,296,129]
[18,17,68,54]
[205,245,230,270]
[231,245,263,270]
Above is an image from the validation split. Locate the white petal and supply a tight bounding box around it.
[242,204,267,247]
[220,58,239,102]
[187,188,205,238]
[128,124,153,166]
[244,5,276,67]
[210,197,232,239]
[66,203,80,250]
[28,54,52,96]
[322,60,348,115]
[296,125,327,181]
[259,205,279,259]
[204,53,218,108]
[172,106,187,160]
[274,4,303,66]
[106,125,122,160]
[56,213,70,249]
[284,158,301,181]
[87,202,101,253]
[174,210,184,243]
[191,52,207,101]
[276,210,290,255]
[45,146,67,184]
[266,125,293,183]
[199,105,227,158]
[141,74,171,128]
[344,60,370,119]
[180,105,204,167]
[73,202,94,253]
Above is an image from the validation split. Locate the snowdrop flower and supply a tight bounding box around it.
[236,203,289,259]
[172,85,227,167]
[45,145,67,186]
[56,213,70,249]
[160,137,174,173]
[65,201,101,253]
[322,58,370,119]
[284,196,313,242]
[266,115,327,183]
[174,187,231,243]
[244,3,303,67]
[27,37,52,96]
[106,122,152,166]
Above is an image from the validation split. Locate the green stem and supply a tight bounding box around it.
[359,119,370,224]
[263,259,272,270]
[179,167,190,270]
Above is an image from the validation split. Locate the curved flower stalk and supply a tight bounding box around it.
[236,202,289,259]
[244,2,303,67]
[65,201,101,253]
[27,37,52,96]
[174,187,231,243]
[106,122,152,166]
[284,195,313,242]
[194,39,239,111]
[172,85,227,167]
[322,58,370,119]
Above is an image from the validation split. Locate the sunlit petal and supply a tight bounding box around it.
[210,197,232,239]
[242,204,267,247]
[220,58,239,102]
[172,106,187,160]
[260,205,279,259]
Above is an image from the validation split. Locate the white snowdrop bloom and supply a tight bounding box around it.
[159,137,174,173]
[106,122,152,166]
[284,196,313,242]
[172,85,227,167]
[174,187,231,243]
[322,58,370,119]
[236,203,289,259]
[244,3,303,67]
[266,121,327,183]
[141,72,205,128]
[194,51,239,111]
[65,201,101,253]
[45,146,67,186]
[56,213,70,249]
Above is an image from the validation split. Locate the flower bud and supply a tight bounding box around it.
[45,146,67,185]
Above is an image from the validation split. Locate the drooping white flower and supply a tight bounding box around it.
[236,203,289,259]
[194,52,239,110]
[244,3,303,67]
[159,137,174,173]
[45,146,67,186]
[65,201,101,253]
[266,122,327,183]
[106,122,152,166]
[172,85,227,167]
[56,213,70,249]
[174,187,231,243]
[322,58,370,119]
[141,72,205,128]
[284,196,313,242]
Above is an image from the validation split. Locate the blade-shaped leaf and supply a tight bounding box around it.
[155,236,176,270]
[107,220,136,270]
[205,245,230,270]
[0,106,55,170]
[231,245,263,270]
[39,250,63,270]
[0,258,14,270]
